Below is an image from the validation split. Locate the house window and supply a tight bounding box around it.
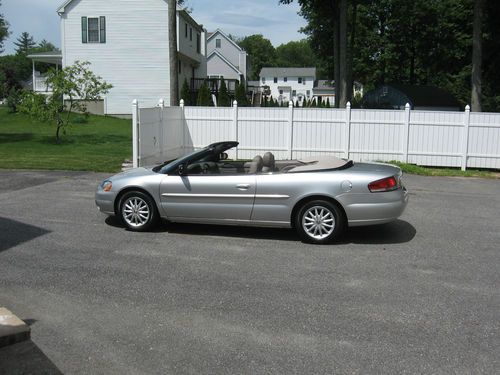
[88,18,99,42]
[303,77,306,84]
[382,86,388,96]
[292,90,296,97]
[216,38,221,48]
[190,27,193,41]
[197,33,201,53]
[279,89,283,95]
[273,77,277,83]
[185,23,188,38]
[284,77,287,82]
[306,90,310,97]
[298,77,302,84]
[81,16,106,44]
[262,77,266,84]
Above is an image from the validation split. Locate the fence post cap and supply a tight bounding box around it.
[405,103,410,109]
[465,104,471,111]
[346,101,351,109]
[233,100,238,107]
[158,98,164,106]
[132,99,138,105]
[180,99,185,106]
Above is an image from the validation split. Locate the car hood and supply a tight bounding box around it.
[110,167,157,180]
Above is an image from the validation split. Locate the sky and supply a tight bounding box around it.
[1,0,307,55]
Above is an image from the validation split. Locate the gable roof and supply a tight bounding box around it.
[207,29,244,52]
[57,0,73,13]
[260,67,316,78]
[207,50,242,74]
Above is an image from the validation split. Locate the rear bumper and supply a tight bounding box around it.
[346,187,408,227]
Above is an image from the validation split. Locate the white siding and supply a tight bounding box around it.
[61,0,171,114]
[263,75,314,103]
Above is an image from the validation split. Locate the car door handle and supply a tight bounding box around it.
[236,184,251,190]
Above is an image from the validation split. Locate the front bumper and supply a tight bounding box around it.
[95,190,116,215]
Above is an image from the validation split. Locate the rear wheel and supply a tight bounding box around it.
[119,191,158,231]
[295,200,345,244]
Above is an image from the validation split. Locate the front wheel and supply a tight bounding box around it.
[295,200,345,244]
[119,191,158,231]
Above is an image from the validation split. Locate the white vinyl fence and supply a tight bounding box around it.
[132,99,500,170]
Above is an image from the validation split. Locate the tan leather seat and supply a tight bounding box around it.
[261,152,275,173]
[248,155,263,174]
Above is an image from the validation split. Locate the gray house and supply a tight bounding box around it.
[207,29,248,82]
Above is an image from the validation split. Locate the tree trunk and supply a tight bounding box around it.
[332,1,340,108]
[338,0,348,107]
[471,0,483,112]
[168,0,179,106]
[346,0,357,104]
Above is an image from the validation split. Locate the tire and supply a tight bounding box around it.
[295,200,345,244]
[119,191,158,232]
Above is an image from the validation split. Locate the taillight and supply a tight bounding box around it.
[368,176,398,192]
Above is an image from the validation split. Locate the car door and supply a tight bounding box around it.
[159,174,256,221]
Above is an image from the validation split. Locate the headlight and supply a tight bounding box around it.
[101,180,113,192]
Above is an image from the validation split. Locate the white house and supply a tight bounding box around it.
[259,67,316,105]
[207,29,247,82]
[28,0,207,115]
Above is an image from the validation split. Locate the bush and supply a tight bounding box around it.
[6,88,23,113]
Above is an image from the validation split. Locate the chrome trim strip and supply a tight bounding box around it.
[162,193,254,198]
[255,194,290,199]
[162,193,290,199]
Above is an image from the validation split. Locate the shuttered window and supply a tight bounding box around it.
[81,16,106,44]
[88,18,99,42]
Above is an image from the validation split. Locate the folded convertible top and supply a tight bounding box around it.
[287,155,353,172]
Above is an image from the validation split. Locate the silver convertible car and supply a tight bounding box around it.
[96,141,408,244]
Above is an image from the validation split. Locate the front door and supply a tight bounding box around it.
[159,174,256,221]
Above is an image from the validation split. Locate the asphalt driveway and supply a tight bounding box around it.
[0,170,499,374]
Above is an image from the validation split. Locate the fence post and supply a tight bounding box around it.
[233,100,239,159]
[158,98,165,160]
[180,99,185,153]
[462,105,471,171]
[132,99,139,168]
[403,103,411,163]
[344,102,351,159]
[289,101,294,160]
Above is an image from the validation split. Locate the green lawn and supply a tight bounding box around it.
[388,161,498,179]
[0,106,132,172]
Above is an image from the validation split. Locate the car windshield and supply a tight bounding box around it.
[154,148,212,174]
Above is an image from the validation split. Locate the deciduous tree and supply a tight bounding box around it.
[19,61,112,143]
[0,1,9,54]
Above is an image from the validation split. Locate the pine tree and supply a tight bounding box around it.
[235,77,248,106]
[181,78,191,105]
[218,77,230,106]
[14,32,36,55]
[196,81,212,106]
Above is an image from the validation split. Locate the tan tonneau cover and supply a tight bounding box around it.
[287,155,350,172]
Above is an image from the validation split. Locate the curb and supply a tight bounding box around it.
[0,308,31,348]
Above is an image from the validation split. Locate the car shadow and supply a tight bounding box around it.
[0,217,51,253]
[342,219,416,244]
[105,216,415,244]
[0,339,62,375]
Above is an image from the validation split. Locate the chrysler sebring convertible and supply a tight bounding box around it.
[96,141,408,244]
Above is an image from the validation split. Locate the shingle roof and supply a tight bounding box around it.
[260,67,316,78]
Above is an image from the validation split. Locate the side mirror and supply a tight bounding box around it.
[178,164,187,176]
[220,152,228,160]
